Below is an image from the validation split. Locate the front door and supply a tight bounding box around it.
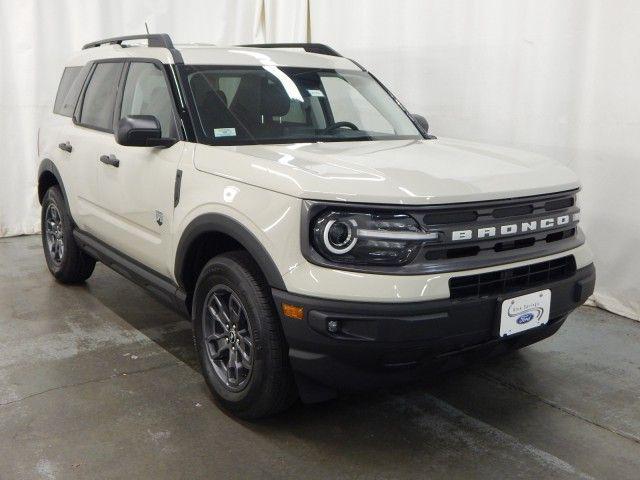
[96,60,186,276]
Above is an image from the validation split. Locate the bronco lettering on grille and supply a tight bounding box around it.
[451,213,579,241]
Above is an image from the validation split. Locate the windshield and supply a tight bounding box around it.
[179,65,423,145]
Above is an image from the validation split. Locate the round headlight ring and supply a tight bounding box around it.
[323,219,358,254]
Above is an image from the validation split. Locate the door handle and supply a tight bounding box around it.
[58,142,72,153]
[99,154,120,168]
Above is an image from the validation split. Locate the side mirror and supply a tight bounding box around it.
[411,113,430,134]
[411,113,436,139]
[116,115,176,147]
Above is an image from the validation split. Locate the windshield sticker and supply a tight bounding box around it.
[307,89,325,97]
[214,127,237,138]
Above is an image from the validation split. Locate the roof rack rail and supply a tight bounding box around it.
[82,33,174,50]
[238,43,341,57]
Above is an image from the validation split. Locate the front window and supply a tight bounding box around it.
[120,62,178,138]
[180,65,423,145]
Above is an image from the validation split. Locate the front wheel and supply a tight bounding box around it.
[41,186,95,283]
[192,251,297,419]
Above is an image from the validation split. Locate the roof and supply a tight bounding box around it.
[182,46,357,69]
[66,37,360,70]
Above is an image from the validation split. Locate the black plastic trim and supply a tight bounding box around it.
[83,33,174,50]
[37,159,71,213]
[238,43,342,57]
[74,229,189,317]
[174,169,183,207]
[348,58,367,71]
[82,33,184,65]
[166,65,195,141]
[174,213,286,291]
[169,48,184,65]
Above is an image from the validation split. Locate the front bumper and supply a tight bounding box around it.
[272,263,595,402]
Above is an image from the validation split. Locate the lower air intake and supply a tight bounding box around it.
[449,256,577,300]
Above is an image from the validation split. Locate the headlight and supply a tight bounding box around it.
[311,210,439,266]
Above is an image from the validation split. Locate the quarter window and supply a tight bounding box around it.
[53,67,81,116]
[80,62,123,130]
[120,62,177,138]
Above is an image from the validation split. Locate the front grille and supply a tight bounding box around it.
[449,255,576,299]
[413,190,581,272]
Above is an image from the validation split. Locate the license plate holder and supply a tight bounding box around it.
[499,289,551,337]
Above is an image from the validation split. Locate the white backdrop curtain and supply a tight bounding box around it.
[0,0,638,321]
[310,0,640,321]
[0,0,307,237]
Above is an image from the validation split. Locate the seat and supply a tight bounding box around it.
[229,76,292,139]
[199,90,243,136]
[229,75,263,129]
[255,82,292,138]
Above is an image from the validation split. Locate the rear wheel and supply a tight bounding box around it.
[192,251,297,419]
[41,186,95,283]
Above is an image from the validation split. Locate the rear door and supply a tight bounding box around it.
[43,66,86,208]
[96,60,186,276]
[66,61,125,235]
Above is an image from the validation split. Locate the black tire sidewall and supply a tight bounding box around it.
[41,187,73,278]
[193,256,274,410]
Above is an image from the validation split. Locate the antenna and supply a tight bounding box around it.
[145,22,150,34]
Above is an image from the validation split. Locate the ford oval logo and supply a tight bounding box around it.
[516,312,535,324]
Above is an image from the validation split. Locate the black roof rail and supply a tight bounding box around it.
[82,33,174,50]
[238,43,341,57]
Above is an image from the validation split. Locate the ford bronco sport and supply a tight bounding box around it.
[38,34,595,418]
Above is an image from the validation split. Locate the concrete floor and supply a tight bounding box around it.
[0,235,639,480]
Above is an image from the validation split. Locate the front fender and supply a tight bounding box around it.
[174,212,287,291]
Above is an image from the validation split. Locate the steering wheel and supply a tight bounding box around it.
[324,121,360,133]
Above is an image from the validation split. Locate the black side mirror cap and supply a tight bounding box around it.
[411,114,437,139]
[146,137,178,148]
[116,115,176,147]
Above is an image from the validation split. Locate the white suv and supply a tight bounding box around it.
[38,34,595,418]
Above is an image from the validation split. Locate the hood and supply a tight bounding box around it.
[193,137,579,205]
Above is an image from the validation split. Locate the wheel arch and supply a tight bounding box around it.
[175,213,287,302]
[38,159,71,213]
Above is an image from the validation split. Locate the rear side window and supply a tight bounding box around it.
[79,62,124,131]
[53,66,91,117]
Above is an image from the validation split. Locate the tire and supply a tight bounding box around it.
[192,251,297,419]
[41,186,96,283]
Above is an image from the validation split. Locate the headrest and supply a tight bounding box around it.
[190,74,215,104]
[259,83,290,117]
[203,90,228,109]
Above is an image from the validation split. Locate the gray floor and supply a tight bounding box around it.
[0,235,638,480]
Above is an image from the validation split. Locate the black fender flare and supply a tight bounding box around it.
[175,213,287,291]
[37,159,71,212]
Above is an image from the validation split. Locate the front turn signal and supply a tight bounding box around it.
[282,303,304,320]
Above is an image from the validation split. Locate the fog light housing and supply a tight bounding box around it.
[327,320,339,333]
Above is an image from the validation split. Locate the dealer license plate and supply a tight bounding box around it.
[499,290,551,337]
